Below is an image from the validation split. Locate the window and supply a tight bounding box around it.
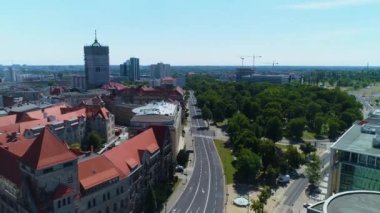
[103,194,106,201]
[87,201,91,209]
[92,198,96,206]
[351,153,358,163]
[68,197,71,204]
[67,176,73,184]
[359,154,367,165]
[116,188,119,195]
[368,156,376,167]
[107,192,110,200]
[58,200,61,208]
[113,203,117,212]
[377,158,380,168]
[120,186,124,193]
[96,67,101,72]
[63,198,66,206]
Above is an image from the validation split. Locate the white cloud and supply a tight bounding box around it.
[289,0,377,10]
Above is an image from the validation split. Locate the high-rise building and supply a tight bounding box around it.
[84,32,110,89]
[4,67,17,82]
[150,62,171,79]
[120,57,140,81]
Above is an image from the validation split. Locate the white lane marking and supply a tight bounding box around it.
[185,136,203,213]
[195,207,200,213]
[202,137,212,213]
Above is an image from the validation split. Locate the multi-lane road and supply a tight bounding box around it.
[170,91,224,213]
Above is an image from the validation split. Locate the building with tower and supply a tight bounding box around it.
[84,32,110,90]
[120,57,140,81]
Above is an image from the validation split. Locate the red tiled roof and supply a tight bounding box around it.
[0,136,33,186]
[0,123,20,133]
[78,155,120,190]
[25,110,45,120]
[53,184,73,199]
[0,114,17,127]
[21,128,77,170]
[102,82,127,91]
[103,128,159,178]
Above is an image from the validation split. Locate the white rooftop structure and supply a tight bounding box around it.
[132,101,178,116]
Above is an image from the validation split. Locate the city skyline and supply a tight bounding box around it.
[0,0,379,66]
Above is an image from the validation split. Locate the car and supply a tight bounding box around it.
[277,174,290,184]
[303,203,310,208]
[175,165,184,173]
[289,170,300,179]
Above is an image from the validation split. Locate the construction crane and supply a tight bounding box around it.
[263,61,279,72]
[240,55,262,69]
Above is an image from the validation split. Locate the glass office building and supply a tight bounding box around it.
[328,119,380,195]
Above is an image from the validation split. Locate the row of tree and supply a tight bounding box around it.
[188,75,363,141]
[187,75,361,185]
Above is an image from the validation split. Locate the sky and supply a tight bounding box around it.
[0,0,379,66]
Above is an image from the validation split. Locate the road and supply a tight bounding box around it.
[276,148,332,213]
[170,91,224,213]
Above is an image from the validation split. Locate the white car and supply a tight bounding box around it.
[277,174,290,184]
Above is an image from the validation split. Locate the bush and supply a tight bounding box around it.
[176,149,189,167]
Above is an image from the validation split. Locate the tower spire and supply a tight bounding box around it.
[95,30,98,42]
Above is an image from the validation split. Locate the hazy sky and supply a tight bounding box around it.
[0,0,379,66]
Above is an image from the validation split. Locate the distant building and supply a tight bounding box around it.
[328,110,380,196]
[84,33,110,89]
[150,62,171,79]
[120,57,140,81]
[241,74,289,84]
[4,67,17,82]
[72,75,86,90]
[235,67,254,81]
[0,102,115,145]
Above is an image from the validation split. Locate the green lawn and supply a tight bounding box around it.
[275,143,289,151]
[214,139,236,184]
[302,131,316,140]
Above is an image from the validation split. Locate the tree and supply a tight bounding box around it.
[285,145,303,169]
[328,118,340,140]
[266,165,280,186]
[314,115,325,135]
[234,148,262,184]
[287,117,306,139]
[250,199,264,213]
[201,105,212,126]
[300,142,316,157]
[86,131,103,151]
[234,130,260,155]
[212,105,225,123]
[306,153,321,186]
[265,117,283,142]
[258,185,271,205]
[227,113,250,141]
[176,149,189,167]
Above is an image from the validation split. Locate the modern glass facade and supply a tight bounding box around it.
[339,163,380,191]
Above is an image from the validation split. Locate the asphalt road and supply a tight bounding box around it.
[170,91,224,213]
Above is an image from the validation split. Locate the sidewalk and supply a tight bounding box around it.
[162,113,195,212]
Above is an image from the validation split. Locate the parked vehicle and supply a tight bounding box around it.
[175,165,184,173]
[277,174,290,184]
